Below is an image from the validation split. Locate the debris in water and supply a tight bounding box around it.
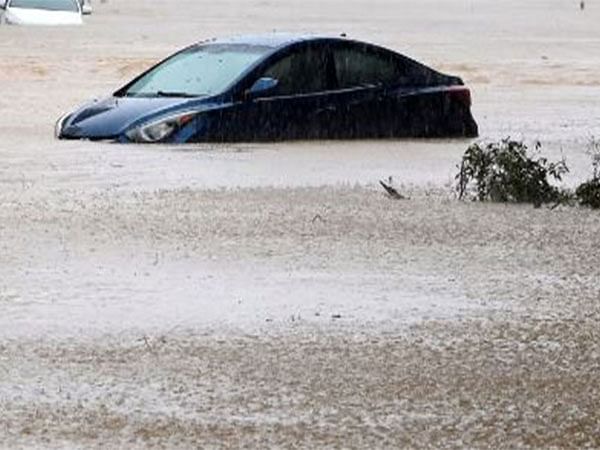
[311,214,325,223]
[379,178,406,200]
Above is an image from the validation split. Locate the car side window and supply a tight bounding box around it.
[260,46,329,96]
[333,46,406,89]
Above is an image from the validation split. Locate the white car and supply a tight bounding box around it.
[0,0,83,25]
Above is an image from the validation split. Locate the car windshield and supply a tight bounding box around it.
[9,0,79,12]
[122,43,273,98]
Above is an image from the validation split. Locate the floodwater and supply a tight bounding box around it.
[1,1,600,447]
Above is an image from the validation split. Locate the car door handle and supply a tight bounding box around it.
[315,105,337,114]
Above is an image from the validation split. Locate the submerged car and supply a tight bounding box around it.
[56,34,478,143]
[0,0,83,25]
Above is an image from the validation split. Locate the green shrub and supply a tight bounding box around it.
[575,136,600,209]
[456,139,569,206]
[575,179,600,208]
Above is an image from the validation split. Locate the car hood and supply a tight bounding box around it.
[60,96,204,139]
[5,7,82,25]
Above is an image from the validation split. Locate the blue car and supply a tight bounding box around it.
[56,34,478,143]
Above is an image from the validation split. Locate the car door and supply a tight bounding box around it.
[251,45,335,139]
[206,43,337,141]
[327,43,416,138]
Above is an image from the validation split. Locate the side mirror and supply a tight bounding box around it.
[245,77,279,100]
[81,0,92,15]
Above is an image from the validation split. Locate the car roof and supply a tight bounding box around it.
[198,33,347,49]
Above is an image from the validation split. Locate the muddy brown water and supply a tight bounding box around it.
[1,1,600,447]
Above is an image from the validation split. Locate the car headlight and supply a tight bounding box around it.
[125,113,195,143]
[54,112,70,139]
